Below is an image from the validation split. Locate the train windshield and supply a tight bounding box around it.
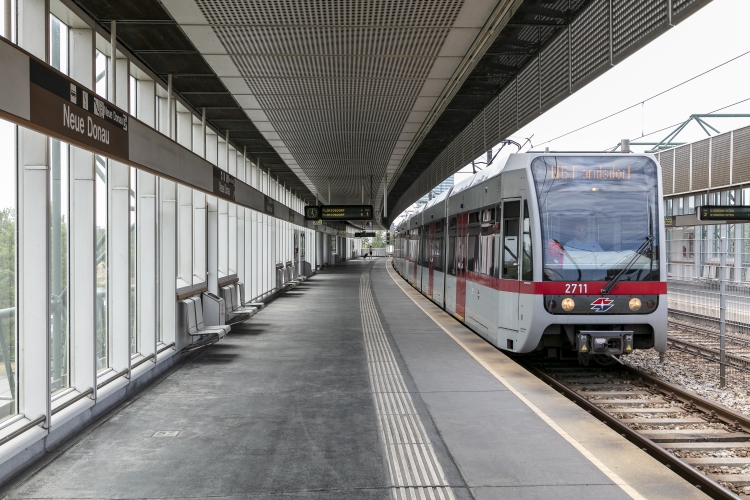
[531,156,660,282]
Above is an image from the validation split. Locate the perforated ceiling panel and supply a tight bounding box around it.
[190,0,464,204]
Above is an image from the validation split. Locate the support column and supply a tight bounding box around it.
[68,26,95,395]
[138,172,157,362]
[207,196,218,294]
[159,179,176,350]
[17,0,49,425]
[108,161,130,374]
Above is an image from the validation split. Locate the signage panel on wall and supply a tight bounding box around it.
[264,196,275,215]
[213,167,235,200]
[29,59,129,158]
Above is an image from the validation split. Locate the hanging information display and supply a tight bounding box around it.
[697,206,750,221]
[305,205,373,221]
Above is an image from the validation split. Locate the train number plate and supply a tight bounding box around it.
[565,283,588,294]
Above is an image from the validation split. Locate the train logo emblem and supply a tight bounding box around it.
[590,298,614,312]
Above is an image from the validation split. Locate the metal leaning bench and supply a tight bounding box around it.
[220,284,260,322]
[235,282,265,311]
[179,296,231,339]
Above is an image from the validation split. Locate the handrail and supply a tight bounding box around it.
[51,388,94,416]
[0,416,45,448]
[95,368,129,390]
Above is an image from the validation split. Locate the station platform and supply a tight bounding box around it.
[2,259,708,500]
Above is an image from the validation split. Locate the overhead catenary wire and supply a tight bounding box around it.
[532,49,750,149]
[622,96,750,145]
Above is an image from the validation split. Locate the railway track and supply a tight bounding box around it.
[517,356,750,499]
[667,316,750,376]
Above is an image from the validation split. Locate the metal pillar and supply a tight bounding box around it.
[50,139,62,388]
[720,233,727,387]
[109,21,116,102]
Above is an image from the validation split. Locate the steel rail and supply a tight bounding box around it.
[517,359,740,500]
[667,337,750,375]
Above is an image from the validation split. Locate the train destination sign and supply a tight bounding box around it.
[548,164,632,181]
[304,205,373,221]
[29,59,129,159]
[697,206,750,221]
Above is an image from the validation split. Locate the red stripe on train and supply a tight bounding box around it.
[464,271,666,295]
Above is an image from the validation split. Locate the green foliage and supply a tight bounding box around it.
[363,230,386,248]
[0,208,15,366]
[0,208,15,311]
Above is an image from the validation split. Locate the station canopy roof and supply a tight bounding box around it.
[68,0,607,225]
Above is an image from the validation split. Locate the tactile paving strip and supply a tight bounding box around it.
[359,270,455,500]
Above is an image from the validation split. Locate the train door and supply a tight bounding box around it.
[455,212,468,321]
[413,227,419,286]
[499,200,520,342]
[445,217,457,314]
[428,222,435,299]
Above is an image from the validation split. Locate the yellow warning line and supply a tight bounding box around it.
[384,259,646,500]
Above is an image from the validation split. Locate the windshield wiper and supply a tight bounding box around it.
[552,239,581,281]
[601,235,655,295]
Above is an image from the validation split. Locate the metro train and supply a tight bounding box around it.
[392,153,667,360]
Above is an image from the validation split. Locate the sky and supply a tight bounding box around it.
[452,0,750,186]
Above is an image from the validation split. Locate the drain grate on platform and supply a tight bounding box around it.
[152,431,180,438]
[360,271,455,500]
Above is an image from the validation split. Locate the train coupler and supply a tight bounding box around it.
[577,331,634,355]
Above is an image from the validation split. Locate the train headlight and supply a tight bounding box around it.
[561,298,575,311]
[629,298,642,311]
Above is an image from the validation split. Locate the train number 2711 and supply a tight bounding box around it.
[565,283,588,294]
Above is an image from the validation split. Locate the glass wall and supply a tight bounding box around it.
[49,140,69,393]
[0,119,16,422]
[49,15,69,394]
[0,0,313,450]
[130,167,137,354]
[95,156,108,371]
[95,50,108,99]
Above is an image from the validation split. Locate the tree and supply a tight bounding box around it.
[363,230,386,248]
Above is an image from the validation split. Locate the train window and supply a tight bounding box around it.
[420,226,429,265]
[530,156,660,282]
[449,216,457,228]
[479,225,494,275]
[493,205,502,278]
[479,206,496,275]
[469,211,480,224]
[502,201,520,279]
[447,224,456,275]
[434,219,445,272]
[521,202,533,281]
[467,226,480,273]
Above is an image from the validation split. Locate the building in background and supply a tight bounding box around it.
[418,175,454,204]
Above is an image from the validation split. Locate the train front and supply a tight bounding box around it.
[530,155,667,358]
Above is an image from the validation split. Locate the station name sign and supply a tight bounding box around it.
[304,205,373,221]
[354,232,376,238]
[697,206,750,221]
[213,167,235,201]
[29,59,129,159]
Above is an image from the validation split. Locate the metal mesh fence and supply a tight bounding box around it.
[667,228,750,387]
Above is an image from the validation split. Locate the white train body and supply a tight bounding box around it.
[393,153,667,356]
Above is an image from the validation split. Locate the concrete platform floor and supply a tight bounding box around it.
[1,259,708,499]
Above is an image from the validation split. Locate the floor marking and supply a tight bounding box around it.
[385,260,646,500]
[360,270,456,500]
